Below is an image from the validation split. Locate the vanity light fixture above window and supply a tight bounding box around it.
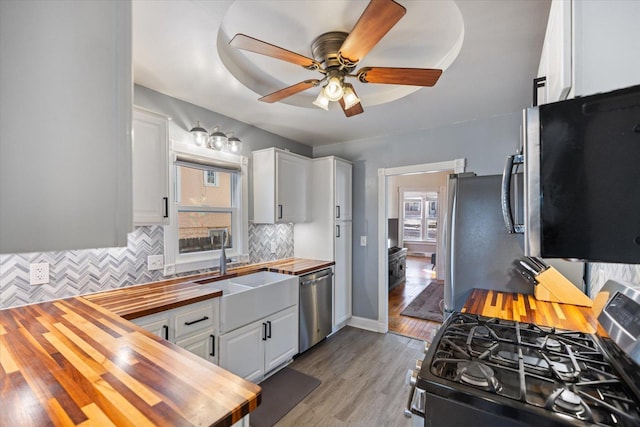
[190,123,243,153]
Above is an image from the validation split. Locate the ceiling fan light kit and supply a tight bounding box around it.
[228,0,444,117]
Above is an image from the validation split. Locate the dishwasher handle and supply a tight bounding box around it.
[300,271,333,286]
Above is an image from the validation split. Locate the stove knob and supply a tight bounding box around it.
[405,369,419,386]
[415,359,423,371]
[423,341,430,353]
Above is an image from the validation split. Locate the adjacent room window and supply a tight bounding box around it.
[402,192,438,242]
[164,148,247,275]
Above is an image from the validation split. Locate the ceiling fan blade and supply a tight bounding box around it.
[338,84,364,117]
[357,67,443,86]
[259,80,320,103]
[339,0,406,65]
[230,34,320,69]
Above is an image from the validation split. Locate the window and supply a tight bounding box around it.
[164,143,248,275]
[402,192,438,242]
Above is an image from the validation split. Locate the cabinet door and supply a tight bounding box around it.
[538,0,572,104]
[132,107,169,225]
[334,160,352,221]
[131,312,170,340]
[0,0,132,253]
[334,221,352,327]
[175,330,217,365]
[276,152,309,223]
[219,322,265,383]
[264,306,299,373]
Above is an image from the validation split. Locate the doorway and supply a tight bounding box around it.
[376,159,466,340]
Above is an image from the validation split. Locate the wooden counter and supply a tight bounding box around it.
[462,289,598,334]
[84,258,333,320]
[0,297,260,426]
[1,258,331,426]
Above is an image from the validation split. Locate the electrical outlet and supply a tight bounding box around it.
[270,241,277,254]
[147,255,164,271]
[360,236,367,246]
[30,262,49,285]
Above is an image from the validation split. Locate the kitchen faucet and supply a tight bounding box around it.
[219,229,228,275]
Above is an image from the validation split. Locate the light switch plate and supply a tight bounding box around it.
[270,241,277,254]
[30,262,49,285]
[147,255,164,271]
[360,236,367,246]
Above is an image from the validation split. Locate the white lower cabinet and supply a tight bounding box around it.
[131,299,219,365]
[219,305,298,383]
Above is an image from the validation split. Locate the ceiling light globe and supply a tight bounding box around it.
[228,136,242,153]
[324,76,344,102]
[342,86,361,110]
[209,127,228,150]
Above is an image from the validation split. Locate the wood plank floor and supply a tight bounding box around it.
[275,327,425,427]
[388,256,442,341]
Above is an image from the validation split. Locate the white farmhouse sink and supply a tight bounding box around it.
[199,272,298,333]
[228,271,292,288]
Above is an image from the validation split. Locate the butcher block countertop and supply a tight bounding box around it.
[462,288,598,334]
[1,257,331,427]
[0,297,260,426]
[84,258,333,320]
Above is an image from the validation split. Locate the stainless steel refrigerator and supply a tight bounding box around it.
[444,173,560,314]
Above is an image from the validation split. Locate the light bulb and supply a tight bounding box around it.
[342,85,361,110]
[209,126,228,150]
[313,91,329,110]
[323,76,344,102]
[189,121,208,147]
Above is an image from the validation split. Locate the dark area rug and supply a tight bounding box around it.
[250,367,321,427]
[400,281,444,322]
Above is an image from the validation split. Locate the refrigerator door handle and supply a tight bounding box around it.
[501,154,524,234]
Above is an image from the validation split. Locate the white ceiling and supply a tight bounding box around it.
[133,0,551,147]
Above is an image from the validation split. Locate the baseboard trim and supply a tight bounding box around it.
[347,316,387,333]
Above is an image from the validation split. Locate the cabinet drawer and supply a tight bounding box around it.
[174,300,215,339]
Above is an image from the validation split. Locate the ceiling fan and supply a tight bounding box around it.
[229,0,443,117]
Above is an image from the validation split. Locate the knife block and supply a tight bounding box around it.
[534,267,593,307]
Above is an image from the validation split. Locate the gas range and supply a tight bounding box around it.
[407,280,640,427]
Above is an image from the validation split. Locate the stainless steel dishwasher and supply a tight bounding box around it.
[299,268,333,353]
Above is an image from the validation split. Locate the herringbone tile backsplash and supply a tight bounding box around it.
[0,224,293,309]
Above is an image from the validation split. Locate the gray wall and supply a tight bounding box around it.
[313,112,523,320]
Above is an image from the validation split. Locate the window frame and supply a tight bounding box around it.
[163,141,248,275]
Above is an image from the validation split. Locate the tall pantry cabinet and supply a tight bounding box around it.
[294,157,352,330]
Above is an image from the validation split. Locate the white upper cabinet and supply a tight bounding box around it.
[253,148,310,224]
[0,0,132,253]
[536,0,640,104]
[335,159,353,221]
[132,107,169,225]
[536,0,572,105]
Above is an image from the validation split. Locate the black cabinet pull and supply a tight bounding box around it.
[163,197,169,218]
[336,224,341,238]
[336,205,341,218]
[278,204,283,219]
[162,325,169,340]
[267,320,272,339]
[532,76,546,107]
[210,334,215,357]
[262,322,267,341]
[184,316,209,326]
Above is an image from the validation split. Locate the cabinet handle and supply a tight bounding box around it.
[210,334,215,357]
[267,320,272,339]
[336,224,341,238]
[262,322,267,341]
[336,205,341,219]
[278,204,283,219]
[162,325,169,340]
[163,197,169,218]
[532,76,546,107]
[184,316,209,326]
